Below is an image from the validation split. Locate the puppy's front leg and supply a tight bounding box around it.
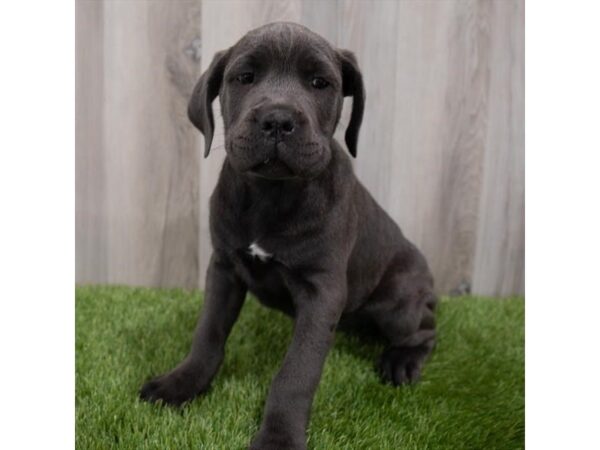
[140,253,246,406]
[250,279,345,450]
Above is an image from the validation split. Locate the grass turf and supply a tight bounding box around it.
[76,286,524,450]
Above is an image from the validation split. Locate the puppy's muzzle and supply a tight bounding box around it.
[234,103,320,179]
[256,105,305,142]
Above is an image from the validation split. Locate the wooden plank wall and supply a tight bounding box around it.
[76,0,524,297]
[76,1,203,289]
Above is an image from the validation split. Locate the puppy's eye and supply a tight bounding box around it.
[236,72,254,85]
[310,77,329,89]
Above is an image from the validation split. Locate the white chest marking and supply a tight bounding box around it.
[247,242,272,262]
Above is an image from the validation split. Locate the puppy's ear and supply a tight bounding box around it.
[338,49,365,158]
[188,49,230,158]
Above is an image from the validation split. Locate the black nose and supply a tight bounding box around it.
[260,108,296,140]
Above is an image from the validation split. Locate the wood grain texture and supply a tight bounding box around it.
[77,0,203,289]
[472,0,525,296]
[76,0,524,296]
[76,0,108,284]
[385,0,493,294]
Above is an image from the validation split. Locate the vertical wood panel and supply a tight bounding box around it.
[472,0,525,296]
[77,0,203,289]
[386,0,493,294]
[301,0,339,44]
[76,0,108,283]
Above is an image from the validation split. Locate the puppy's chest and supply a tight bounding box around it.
[247,241,273,262]
[230,216,278,267]
[232,238,287,292]
[234,203,285,264]
[217,189,306,274]
[220,211,283,270]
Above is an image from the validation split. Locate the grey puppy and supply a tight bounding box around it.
[140,22,436,450]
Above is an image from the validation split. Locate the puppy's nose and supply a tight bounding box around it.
[260,108,296,140]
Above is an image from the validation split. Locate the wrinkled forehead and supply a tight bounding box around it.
[227,23,340,76]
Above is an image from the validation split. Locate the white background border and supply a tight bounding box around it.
[1,0,600,448]
[527,0,600,448]
[0,1,74,448]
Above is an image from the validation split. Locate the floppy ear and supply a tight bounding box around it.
[188,49,230,158]
[338,49,365,158]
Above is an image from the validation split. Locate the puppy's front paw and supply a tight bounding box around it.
[139,364,207,407]
[378,345,429,386]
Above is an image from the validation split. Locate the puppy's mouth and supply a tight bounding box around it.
[249,157,297,180]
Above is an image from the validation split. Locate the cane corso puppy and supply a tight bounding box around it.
[140,22,437,449]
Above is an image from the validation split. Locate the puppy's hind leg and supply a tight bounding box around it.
[378,313,436,386]
[365,267,437,386]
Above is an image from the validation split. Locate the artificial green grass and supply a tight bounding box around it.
[76,286,524,450]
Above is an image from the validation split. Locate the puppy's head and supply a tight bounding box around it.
[188,22,365,180]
